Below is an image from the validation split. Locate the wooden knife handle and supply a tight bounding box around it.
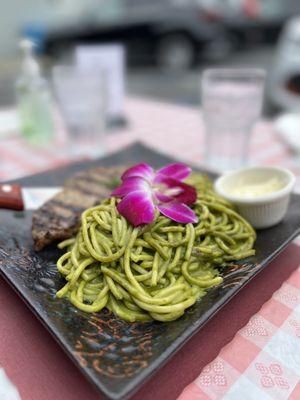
[0,184,24,211]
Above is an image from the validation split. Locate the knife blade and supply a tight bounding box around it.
[0,184,62,211]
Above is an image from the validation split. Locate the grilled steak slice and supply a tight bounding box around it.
[32,166,124,251]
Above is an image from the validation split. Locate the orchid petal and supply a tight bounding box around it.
[154,177,197,205]
[173,182,197,205]
[157,203,198,224]
[156,163,191,181]
[117,191,155,226]
[121,163,154,182]
[111,177,150,197]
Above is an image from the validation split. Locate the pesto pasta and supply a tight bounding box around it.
[56,174,256,322]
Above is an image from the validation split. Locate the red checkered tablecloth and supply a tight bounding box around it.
[179,265,300,400]
[1,97,300,190]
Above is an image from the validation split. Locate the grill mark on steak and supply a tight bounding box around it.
[50,200,86,215]
[32,166,125,251]
[65,181,112,197]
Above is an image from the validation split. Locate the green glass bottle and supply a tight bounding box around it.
[16,39,54,146]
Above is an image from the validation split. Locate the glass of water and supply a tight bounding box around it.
[52,65,107,158]
[201,68,265,171]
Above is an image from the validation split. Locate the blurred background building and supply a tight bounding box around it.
[1,0,300,112]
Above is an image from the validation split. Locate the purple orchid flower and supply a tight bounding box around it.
[111,163,198,226]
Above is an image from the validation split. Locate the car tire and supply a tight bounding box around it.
[156,34,195,72]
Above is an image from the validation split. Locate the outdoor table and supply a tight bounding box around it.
[0,97,299,400]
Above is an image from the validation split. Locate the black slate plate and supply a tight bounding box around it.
[0,143,299,400]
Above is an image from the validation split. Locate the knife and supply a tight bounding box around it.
[0,184,62,210]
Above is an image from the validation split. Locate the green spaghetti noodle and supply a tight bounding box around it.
[56,174,256,322]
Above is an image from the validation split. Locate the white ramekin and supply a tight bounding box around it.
[214,166,296,229]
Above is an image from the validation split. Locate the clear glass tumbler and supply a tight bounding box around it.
[52,66,107,157]
[201,68,265,171]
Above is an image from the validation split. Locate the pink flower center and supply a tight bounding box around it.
[154,184,181,197]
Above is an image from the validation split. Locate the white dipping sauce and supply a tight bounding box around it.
[231,177,285,198]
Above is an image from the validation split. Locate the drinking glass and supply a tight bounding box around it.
[52,66,107,157]
[201,68,265,171]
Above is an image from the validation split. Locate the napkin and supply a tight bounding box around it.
[0,368,21,400]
